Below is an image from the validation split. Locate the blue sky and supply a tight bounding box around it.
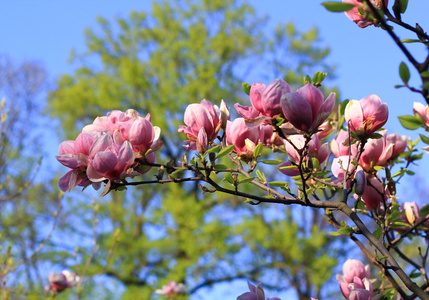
[1,0,429,299]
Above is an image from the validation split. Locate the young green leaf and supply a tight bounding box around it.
[206,145,221,154]
[242,82,251,95]
[398,115,424,130]
[238,177,255,185]
[418,205,429,217]
[215,145,236,159]
[253,142,264,158]
[399,62,410,84]
[261,159,284,165]
[321,2,355,12]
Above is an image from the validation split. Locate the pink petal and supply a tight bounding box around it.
[297,84,324,121]
[58,140,76,155]
[344,100,363,132]
[281,92,313,132]
[234,103,260,119]
[310,92,336,132]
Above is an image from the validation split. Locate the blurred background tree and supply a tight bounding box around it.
[2,0,343,299]
[0,56,63,299]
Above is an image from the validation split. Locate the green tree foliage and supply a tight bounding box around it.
[0,56,61,299]
[46,0,342,299]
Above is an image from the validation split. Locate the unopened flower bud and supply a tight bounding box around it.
[245,138,256,153]
[354,168,367,196]
[218,100,230,129]
[196,128,208,154]
[403,202,419,225]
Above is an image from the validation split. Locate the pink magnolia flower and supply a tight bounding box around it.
[82,109,162,155]
[86,134,136,183]
[155,281,186,297]
[317,120,334,139]
[342,277,373,300]
[343,0,389,28]
[330,130,356,158]
[361,176,387,210]
[337,259,372,299]
[358,130,393,171]
[45,270,79,293]
[262,125,283,147]
[280,134,329,176]
[331,157,366,191]
[178,99,222,150]
[341,259,371,283]
[236,79,291,120]
[237,281,281,300]
[344,95,388,138]
[56,133,97,192]
[226,118,263,160]
[386,133,408,160]
[413,102,429,128]
[281,84,335,134]
[331,156,354,183]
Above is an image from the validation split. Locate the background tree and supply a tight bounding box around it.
[0,56,62,299]
[45,0,341,299]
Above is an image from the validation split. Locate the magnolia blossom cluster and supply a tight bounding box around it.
[177,79,400,212]
[331,128,407,210]
[155,281,186,298]
[178,79,335,161]
[337,259,373,300]
[45,270,79,294]
[56,109,162,192]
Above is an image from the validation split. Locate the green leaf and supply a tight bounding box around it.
[170,168,186,176]
[215,144,236,159]
[419,205,429,217]
[312,170,331,177]
[401,39,420,43]
[399,62,410,84]
[304,74,312,84]
[312,71,327,85]
[242,82,251,95]
[419,134,429,145]
[368,133,383,139]
[392,169,406,178]
[409,271,422,279]
[275,117,284,126]
[330,225,354,236]
[206,145,221,154]
[253,142,264,158]
[321,2,355,12]
[222,173,234,184]
[214,164,228,171]
[423,82,429,90]
[420,71,429,78]
[238,177,255,185]
[398,115,424,130]
[373,226,382,240]
[260,159,284,165]
[400,0,409,13]
[268,181,288,187]
[256,170,266,183]
[340,99,349,116]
